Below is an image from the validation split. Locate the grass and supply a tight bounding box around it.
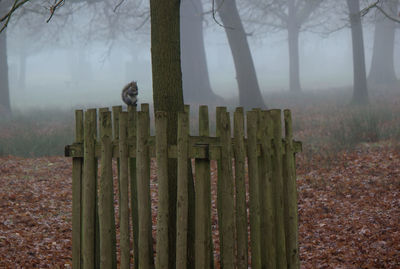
[0,109,74,157]
[1,87,399,157]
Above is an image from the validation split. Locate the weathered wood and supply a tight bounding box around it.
[68,105,302,269]
[247,111,261,269]
[72,110,83,269]
[195,105,213,269]
[216,107,235,269]
[98,110,117,269]
[128,105,139,269]
[176,111,189,269]
[283,109,299,269]
[155,111,169,269]
[119,112,131,269]
[260,110,276,269]
[112,106,123,231]
[65,137,302,159]
[233,107,248,269]
[270,109,288,268]
[82,109,97,269]
[137,111,155,269]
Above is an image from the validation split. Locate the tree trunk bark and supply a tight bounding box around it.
[0,30,10,115]
[150,1,184,268]
[347,0,369,105]
[181,0,223,105]
[217,0,265,109]
[368,0,398,86]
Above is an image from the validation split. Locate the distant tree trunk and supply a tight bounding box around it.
[287,1,302,93]
[150,1,184,268]
[368,0,398,86]
[181,0,223,105]
[347,0,369,104]
[18,50,26,90]
[216,0,265,109]
[0,31,10,115]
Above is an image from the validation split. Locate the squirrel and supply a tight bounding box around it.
[121,81,138,106]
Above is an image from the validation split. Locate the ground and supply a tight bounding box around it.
[0,144,399,268]
[1,89,400,268]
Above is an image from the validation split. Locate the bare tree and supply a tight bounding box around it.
[216,0,266,108]
[365,0,399,86]
[347,0,369,104]
[181,0,224,105]
[244,0,325,92]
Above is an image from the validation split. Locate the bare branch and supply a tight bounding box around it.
[212,0,234,30]
[113,0,125,13]
[46,0,65,23]
[0,0,30,32]
[361,0,400,23]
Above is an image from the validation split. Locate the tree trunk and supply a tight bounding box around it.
[0,30,10,115]
[287,21,301,92]
[347,0,369,105]
[150,1,184,268]
[18,50,26,90]
[216,0,265,109]
[368,0,398,86]
[181,0,223,105]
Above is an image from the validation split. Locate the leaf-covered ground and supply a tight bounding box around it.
[1,144,399,268]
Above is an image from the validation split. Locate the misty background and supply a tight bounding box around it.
[4,0,399,111]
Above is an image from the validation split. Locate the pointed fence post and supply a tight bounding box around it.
[247,111,261,269]
[72,110,83,269]
[155,111,169,269]
[82,109,97,269]
[234,107,248,269]
[98,109,117,269]
[137,110,155,269]
[270,109,288,268]
[216,107,235,269]
[195,105,214,269]
[119,112,131,269]
[283,109,300,269]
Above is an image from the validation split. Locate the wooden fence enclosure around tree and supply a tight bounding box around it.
[65,104,302,269]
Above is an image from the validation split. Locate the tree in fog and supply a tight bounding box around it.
[244,0,325,93]
[216,0,266,108]
[0,0,12,115]
[347,0,369,104]
[181,0,224,105]
[366,0,399,86]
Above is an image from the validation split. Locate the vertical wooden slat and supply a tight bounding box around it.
[233,107,248,269]
[82,109,97,269]
[283,109,299,269]
[72,110,83,269]
[246,111,261,269]
[185,104,196,269]
[270,109,288,268]
[137,110,155,269]
[195,105,213,269]
[112,106,123,228]
[216,107,235,269]
[128,105,139,269]
[98,110,117,269]
[119,112,131,269]
[155,111,169,269]
[176,111,189,269]
[260,110,276,269]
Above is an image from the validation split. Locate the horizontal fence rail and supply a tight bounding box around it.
[66,104,302,269]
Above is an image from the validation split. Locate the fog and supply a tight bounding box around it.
[4,3,400,111]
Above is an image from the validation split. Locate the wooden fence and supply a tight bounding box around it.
[65,104,302,269]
